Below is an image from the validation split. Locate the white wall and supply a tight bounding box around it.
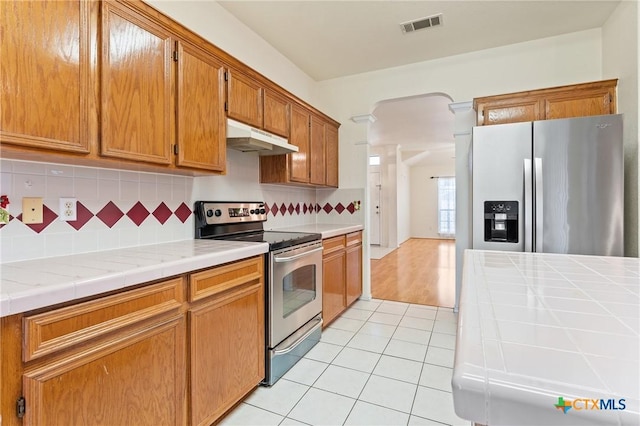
[410,164,456,239]
[602,0,639,257]
[397,161,410,245]
[316,29,603,190]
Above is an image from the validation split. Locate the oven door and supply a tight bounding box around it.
[269,241,323,347]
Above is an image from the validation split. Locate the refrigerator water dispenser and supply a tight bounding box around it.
[484,201,518,242]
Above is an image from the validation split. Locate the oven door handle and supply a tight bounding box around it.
[273,316,323,355]
[273,247,323,263]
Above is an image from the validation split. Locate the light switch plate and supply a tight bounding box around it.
[22,197,43,224]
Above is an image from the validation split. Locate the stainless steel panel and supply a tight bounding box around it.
[269,241,322,347]
[534,157,544,252]
[264,314,322,386]
[523,159,533,252]
[472,122,532,251]
[533,114,624,256]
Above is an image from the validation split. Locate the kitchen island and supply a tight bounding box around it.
[453,250,639,426]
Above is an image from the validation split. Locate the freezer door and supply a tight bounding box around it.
[533,114,623,256]
[472,122,533,252]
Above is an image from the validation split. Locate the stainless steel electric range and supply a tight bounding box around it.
[194,201,323,386]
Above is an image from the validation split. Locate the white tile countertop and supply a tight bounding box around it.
[453,249,640,426]
[271,223,363,239]
[0,240,268,318]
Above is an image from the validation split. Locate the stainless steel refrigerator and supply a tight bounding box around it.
[472,114,623,256]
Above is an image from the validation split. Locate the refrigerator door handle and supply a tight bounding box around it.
[523,159,533,252]
[534,157,544,252]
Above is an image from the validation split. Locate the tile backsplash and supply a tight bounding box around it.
[0,154,363,263]
[0,159,195,263]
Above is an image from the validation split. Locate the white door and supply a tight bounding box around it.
[369,171,381,245]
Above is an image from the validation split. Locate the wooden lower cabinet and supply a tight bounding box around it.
[322,231,363,327]
[323,236,347,326]
[345,232,363,306]
[23,317,186,426]
[0,256,266,426]
[189,256,264,426]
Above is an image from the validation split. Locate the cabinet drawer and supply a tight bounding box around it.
[23,278,184,362]
[345,231,362,247]
[323,235,346,256]
[189,255,263,302]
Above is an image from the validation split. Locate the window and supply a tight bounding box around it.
[437,177,455,236]
[369,155,380,166]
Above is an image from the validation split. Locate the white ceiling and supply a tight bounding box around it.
[217,0,620,168]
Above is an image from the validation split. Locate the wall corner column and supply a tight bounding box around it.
[449,101,475,312]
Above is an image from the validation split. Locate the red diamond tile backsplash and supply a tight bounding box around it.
[127,202,150,226]
[153,202,172,225]
[174,203,192,223]
[1,197,360,234]
[67,202,94,231]
[96,202,124,228]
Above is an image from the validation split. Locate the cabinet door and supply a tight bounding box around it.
[101,1,173,164]
[190,283,264,426]
[263,90,290,138]
[325,123,339,188]
[23,316,186,426]
[289,104,311,183]
[345,233,363,307]
[323,236,346,326]
[0,0,93,153]
[309,115,326,186]
[544,89,614,120]
[476,98,542,126]
[226,69,263,128]
[176,41,226,172]
[189,256,264,426]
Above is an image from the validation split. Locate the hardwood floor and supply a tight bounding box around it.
[371,238,455,308]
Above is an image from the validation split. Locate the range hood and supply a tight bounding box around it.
[226,118,298,155]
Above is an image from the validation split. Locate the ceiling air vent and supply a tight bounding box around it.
[400,13,443,34]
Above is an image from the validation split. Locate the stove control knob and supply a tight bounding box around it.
[214,209,222,217]
[206,209,214,218]
[259,208,266,214]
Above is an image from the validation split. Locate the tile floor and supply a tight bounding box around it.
[220,299,469,426]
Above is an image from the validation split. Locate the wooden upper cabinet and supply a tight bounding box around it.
[289,104,311,183]
[544,89,614,120]
[101,1,173,164]
[309,115,326,186]
[176,41,226,172]
[325,123,339,188]
[226,69,263,129]
[0,0,94,153]
[475,98,542,126]
[474,79,617,126]
[263,90,291,138]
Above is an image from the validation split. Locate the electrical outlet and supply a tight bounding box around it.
[22,197,43,224]
[59,198,77,221]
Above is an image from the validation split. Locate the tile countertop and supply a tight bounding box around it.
[452,249,640,426]
[0,240,268,318]
[270,223,363,239]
